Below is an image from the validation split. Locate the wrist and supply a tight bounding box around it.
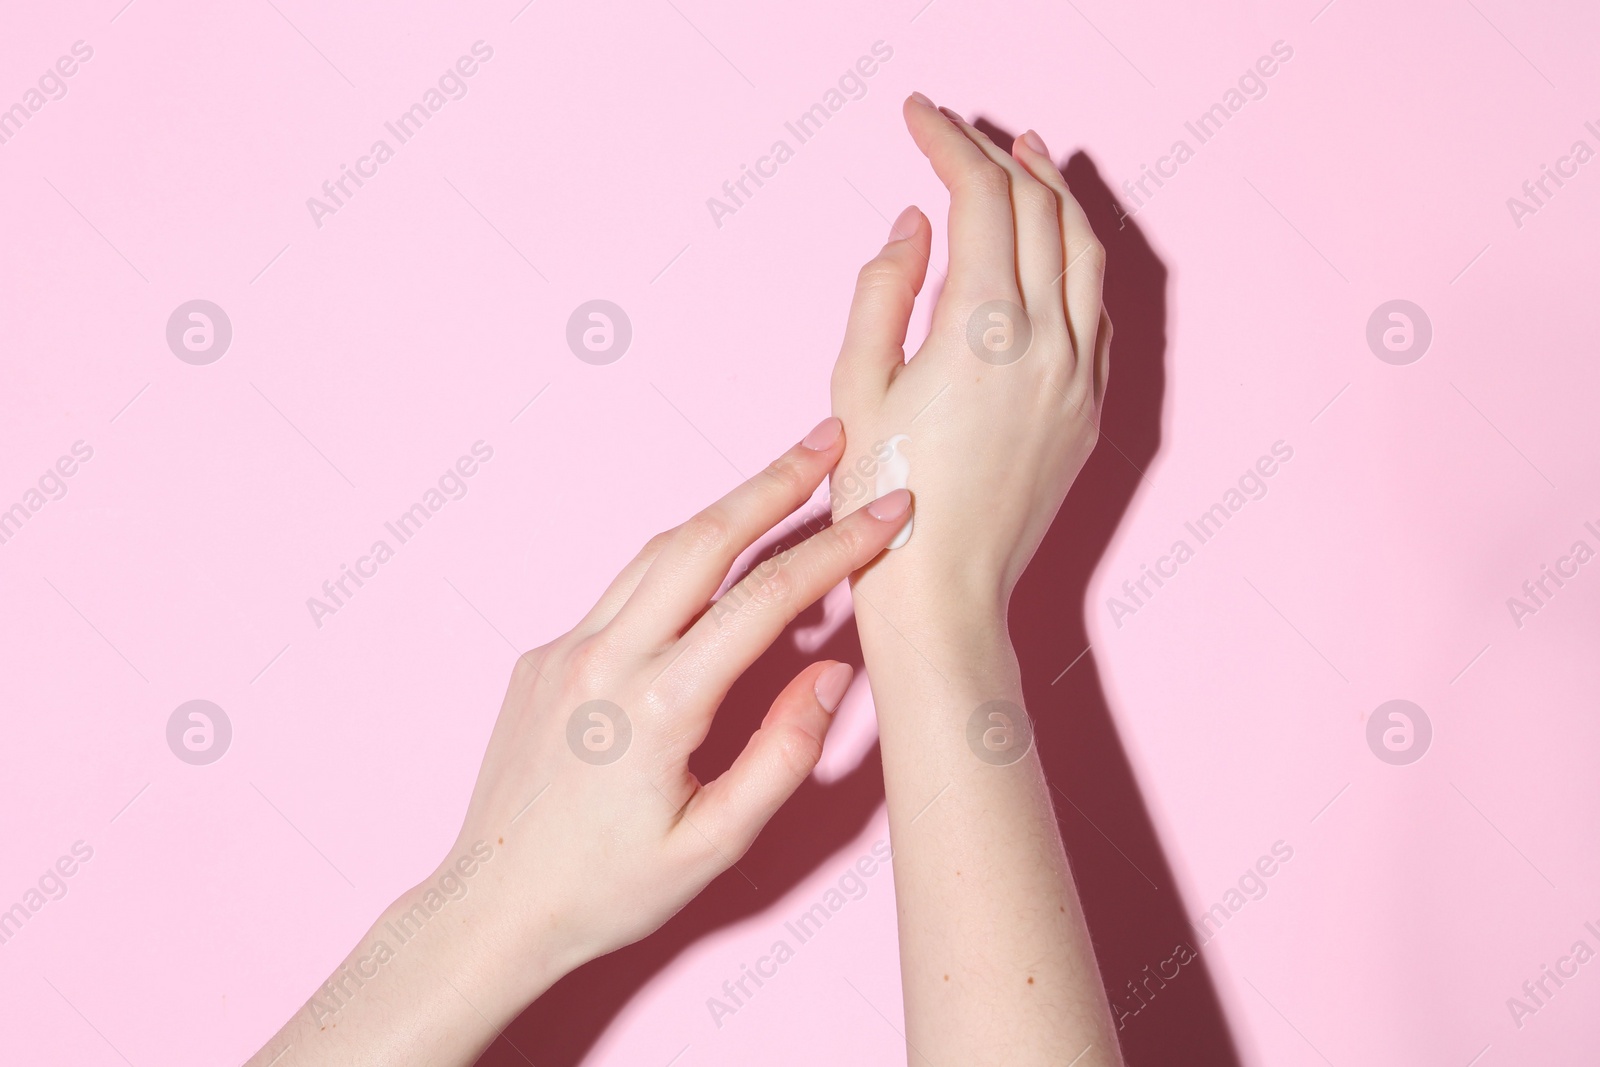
[373,844,571,1025]
[851,565,1010,652]
[851,577,1018,709]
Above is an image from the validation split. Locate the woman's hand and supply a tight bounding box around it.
[247,418,912,1067]
[826,96,1124,1067]
[449,416,913,984]
[830,94,1111,622]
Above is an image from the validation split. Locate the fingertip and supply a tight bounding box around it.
[813,661,854,714]
[866,487,912,523]
[888,204,924,243]
[1013,129,1065,188]
[902,93,950,148]
[1017,128,1049,157]
[800,415,844,452]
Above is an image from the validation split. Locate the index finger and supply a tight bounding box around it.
[653,490,912,712]
[613,417,847,644]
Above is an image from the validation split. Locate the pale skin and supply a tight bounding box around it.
[247,93,1120,1067]
[832,93,1120,1066]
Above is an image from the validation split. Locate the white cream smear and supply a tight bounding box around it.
[876,434,913,549]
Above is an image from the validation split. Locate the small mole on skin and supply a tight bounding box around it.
[1027,977,1035,985]
[944,974,950,981]
[498,837,504,844]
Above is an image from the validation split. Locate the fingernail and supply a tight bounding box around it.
[814,662,854,713]
[937,105,963,123]
[908,91,934,109]
[867,488,911,522]
[801,416,842,451]
[1020,129,1048,156]
[889,205,920,242]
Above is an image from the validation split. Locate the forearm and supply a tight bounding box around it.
[855,585,1122,1066]
[245,850,568,1067]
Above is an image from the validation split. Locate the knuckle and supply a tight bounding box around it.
[561,633,608,678]
[830,518,871,563]
[855,257,911,299]
[758,454,811,499]
[770,722,824,779]
[843,514,875,553]
[746,564,795,611]
[679,509,734,558]
[855,258,891,287]
[511,645,550,687]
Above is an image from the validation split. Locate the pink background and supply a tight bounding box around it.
[3,0,1597,1064]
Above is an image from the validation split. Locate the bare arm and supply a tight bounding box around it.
[831,95,1122,1066]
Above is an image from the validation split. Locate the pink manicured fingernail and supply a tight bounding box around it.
[937,105,963,123]
[889,205,920,241]
[814,662,854,713]
[1020,129,1048,156]
[867,488,911,522]
[801,416,842,451]
[908,91,934,108]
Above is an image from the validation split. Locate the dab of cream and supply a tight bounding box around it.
[876,434,912,549]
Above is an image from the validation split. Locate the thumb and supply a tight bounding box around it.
[831,207,931,409]
[682,661,854,864]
